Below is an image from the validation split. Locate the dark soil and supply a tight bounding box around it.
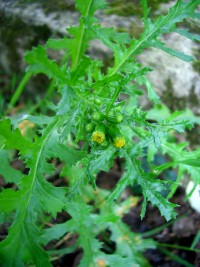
[48,183,200,267]
[0,158,200,267]
[123,187,200,267]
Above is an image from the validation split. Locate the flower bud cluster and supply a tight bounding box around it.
[85,105,126,148]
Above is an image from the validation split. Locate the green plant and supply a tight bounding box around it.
[0,0,200,266]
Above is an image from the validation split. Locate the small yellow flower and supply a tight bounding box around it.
[18,120,35,136]
[96,258,106,267]
[92,131,105,144]
[113,137,126,148]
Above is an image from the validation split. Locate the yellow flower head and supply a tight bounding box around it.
[18,120,35,136]
[96,258,106,267]
[92,131,105,144]
[113,136,126,148]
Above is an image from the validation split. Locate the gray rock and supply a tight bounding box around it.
[139,33,200,98]
[138,32,200,112]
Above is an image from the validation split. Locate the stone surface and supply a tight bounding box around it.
[138,33,200,113]
[139,33,200,98]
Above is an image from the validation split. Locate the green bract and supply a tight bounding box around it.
[106,110,116,122]
[106,110,124,123]
[115,113,124,123]
[86,122,95,132]
[91,111,104,122]
[100,139,109,148]
[94,98,102,105]
[0,0,200,266]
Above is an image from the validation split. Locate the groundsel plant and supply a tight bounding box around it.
[0,0,200,266]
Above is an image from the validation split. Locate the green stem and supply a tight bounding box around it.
[167,168,183,200]
[104,29,158,113]
[159,247,194,267]
[191,230,200,249]
[106,86,121,113]
[159,242,200,253]
[142,213,188,238]
[9,72,32,109]
[72,0,93,69]
[142,221,174,238]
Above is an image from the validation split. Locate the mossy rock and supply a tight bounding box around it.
[192,48,200,74]
[0,10,51,73]
[17,0,75,13]
[106,0,171,17]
